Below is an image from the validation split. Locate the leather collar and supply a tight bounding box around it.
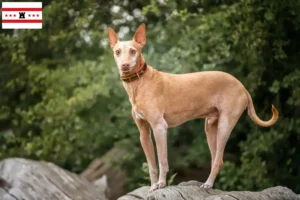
[120,62,147,82]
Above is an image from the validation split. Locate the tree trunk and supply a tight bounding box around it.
[80,142,129,200]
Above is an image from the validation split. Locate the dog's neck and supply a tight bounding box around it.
[120,59,152,104]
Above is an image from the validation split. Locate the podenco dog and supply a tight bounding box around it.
[107,24,278,192]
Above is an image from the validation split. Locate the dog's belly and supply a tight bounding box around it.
[164,107,218,127]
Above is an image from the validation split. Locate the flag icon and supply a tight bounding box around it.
[2,2,42,29]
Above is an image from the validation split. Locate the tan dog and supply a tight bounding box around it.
[107,24,279,192]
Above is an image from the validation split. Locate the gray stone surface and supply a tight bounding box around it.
[0,158,299,200]
[118,180,300,200]
[0,158,108,200]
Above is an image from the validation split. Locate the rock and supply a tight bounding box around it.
[0,158,108,200]
[118,180,300,200]
[1,158,298,200]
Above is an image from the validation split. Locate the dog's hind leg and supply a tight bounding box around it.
[201,112,241,188]
[204,117,218,171]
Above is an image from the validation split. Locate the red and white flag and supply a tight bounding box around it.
[2,2,42,29]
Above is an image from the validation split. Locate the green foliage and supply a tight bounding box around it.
[0,0,299,194]
[168,172,178,186]
[0,0,139,171]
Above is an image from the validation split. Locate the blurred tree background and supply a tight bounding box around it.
[0,0,299,195]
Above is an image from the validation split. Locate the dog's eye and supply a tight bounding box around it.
[115,50,121,55]
[130,49,136,55]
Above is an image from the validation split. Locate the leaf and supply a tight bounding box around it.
[168,173,177,186]
[264,10,274,21]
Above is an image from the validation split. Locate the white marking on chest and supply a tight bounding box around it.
[135,111,145,120]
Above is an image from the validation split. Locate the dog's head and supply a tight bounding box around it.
[107,24,146,73]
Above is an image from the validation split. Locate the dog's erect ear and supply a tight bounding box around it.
[133,23,146,47]
[108,27,119,49]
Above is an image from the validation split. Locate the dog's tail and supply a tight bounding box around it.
[245,89,279,127]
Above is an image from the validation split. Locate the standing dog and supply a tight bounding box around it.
[107,24,278,192]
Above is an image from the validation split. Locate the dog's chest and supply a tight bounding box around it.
[135,111,145,120]
[133,105,145,120]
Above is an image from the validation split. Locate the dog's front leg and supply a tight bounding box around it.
[150,119,169,192]
[132,112,158,187]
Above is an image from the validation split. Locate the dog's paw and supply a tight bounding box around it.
[149,183,159,192]
[200,183,213,189]
[149,181,166,192]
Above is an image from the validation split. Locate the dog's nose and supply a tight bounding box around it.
[121,63,130,71]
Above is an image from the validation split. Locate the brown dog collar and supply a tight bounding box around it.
[120,62,147,82]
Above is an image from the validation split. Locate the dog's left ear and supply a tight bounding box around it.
[133,23,146,47]
[108,27,119,49]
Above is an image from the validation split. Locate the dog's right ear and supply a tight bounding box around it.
[107,27,119,49]
[133,23,146,47]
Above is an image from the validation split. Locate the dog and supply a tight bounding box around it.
[107,24,278,192]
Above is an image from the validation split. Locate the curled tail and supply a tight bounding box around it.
[245,89,279,127]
